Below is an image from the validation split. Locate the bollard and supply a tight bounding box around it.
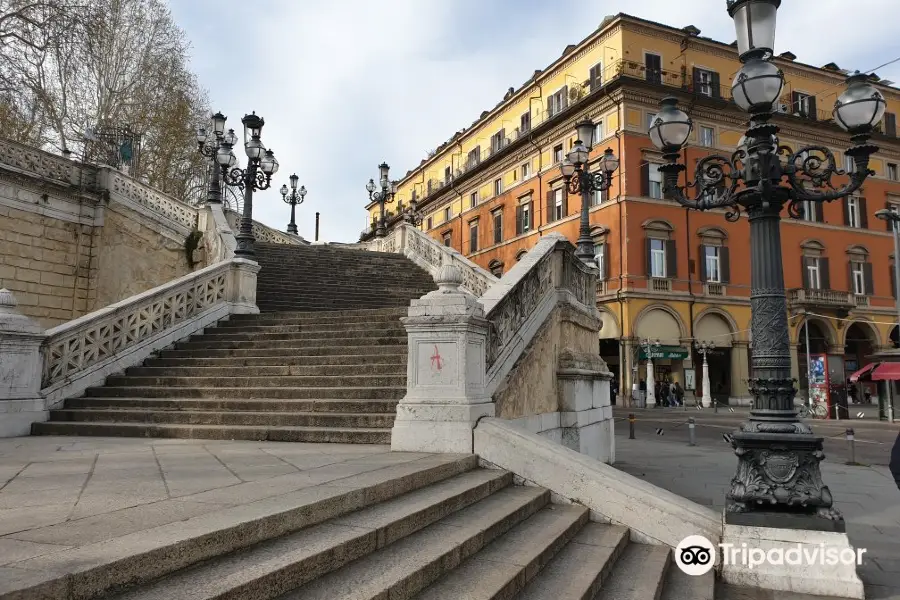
[714,400,718,413]
[846,428,856,465]
[628,413,635,439]
[688,417,696,446]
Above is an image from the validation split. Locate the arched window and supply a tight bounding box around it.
[488,259,504,277]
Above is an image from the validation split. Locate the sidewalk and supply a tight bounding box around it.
[613,431,900,600]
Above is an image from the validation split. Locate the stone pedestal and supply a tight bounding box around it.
[0,289,47,437]
[557,350,615,463]
[721,520,864,599]
[229,258,261,315]
[391,265,494,454]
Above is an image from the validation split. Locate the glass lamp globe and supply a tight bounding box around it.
[732,59,784,113]
[280,184,288,196]
[560,159,576,179]
[567,143,589,166]
[299,185,307,198]
[289,173,299,190]
[649,97,692,151]
[225,129,238,146]
[727,0,780,60]
[378,162,390,182]
[366,179,377,194]
[217,143,233,166]
[196,126,208,145]
[599,148,620,173]
[211,112,227,136]
[834,73,887,133]
[245,138,264,160]
[575,119,595,148]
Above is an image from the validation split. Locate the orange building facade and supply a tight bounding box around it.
[363,13,900,406]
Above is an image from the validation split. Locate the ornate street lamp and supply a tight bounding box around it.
[649,1,885,525]
[280,174,307,235]
[402,198,424,227]
[695,341,716,408]
[217,112,279,258]
[560,118,619,264]
[640,338,662,408]
[196,113,238,204]
[367,162,398,237]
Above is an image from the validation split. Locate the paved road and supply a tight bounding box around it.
[613,406,899,466]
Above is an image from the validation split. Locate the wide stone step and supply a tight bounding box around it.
[104,375,406,389]
[216,315,406,328]
[205,322,406,334]
[173,335,407,350]
[255,276,433,287]
[32,421,394,443]
[515,523,630,600]
[190,329,406,342]
[85,386,407,400]
[47,408,397,428]
[0,453,480,600]
[64,397,401,413]
[127,364,405,377]
[256,302,415,312]
[661,563,715,600]
[228,308,407,320]
[412,504,589,600]
[277,486,550,600]
[594,543,671,600]
[101,469,511,600]
[157,345,406,359]
[142,354,407,368]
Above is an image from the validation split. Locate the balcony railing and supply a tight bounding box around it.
[787,288,854,308]
[705,283,726,296]
[648,278,672,293]
[854,295,870,308]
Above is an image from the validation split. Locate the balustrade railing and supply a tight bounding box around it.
[223,208,305,246]
[787,288,853,307]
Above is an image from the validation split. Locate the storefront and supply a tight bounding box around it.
[638,345,689,396]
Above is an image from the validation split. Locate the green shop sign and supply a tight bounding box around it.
[639,346,689,360]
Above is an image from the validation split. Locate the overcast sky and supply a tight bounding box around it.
[170,0,899,243]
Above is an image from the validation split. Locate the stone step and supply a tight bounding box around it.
[85,386,407,400]
[256,302,415,312]
[142,355,406,368]
[0,454,479,600]
[102,469,512,600]
[46,409,397,428]
[255,276,432,287]
[594,543,671,600]
[253,285,430,298]
[190,329,406,342]
[64,397,400,413]
[215,315,406,327]
[411,504,589,600]
[127,364,405,377]
[31,421,393,443]
[173,335,407,350]
[228,308,407,320]
[204,322,406,334]
[277,485,550,600]
[103,375,406,389]
[156,345,406,359]
[515,523,630,600]
[661,565,715,600]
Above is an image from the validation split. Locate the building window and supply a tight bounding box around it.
[844,154,856,174]
[444,207,451,222]
[494,178,503,196]
[593,120,604,143]
[650,238,666,278]
[591,178,607,206]
[426,217,432,230]
[888,163,898,181]
[806,257,821,289]
[700,126,715,147]
[589,62,603,92]
[647,112,657,131]
[522,203,531,232]
[492,209,502,244]
[800,199,819,222]
[704,246,721,283]
[488,260,504,277]
[595,243,606,279]
[521,111,531,134]
[521,162,530,179]
[695,68,715,97]
[466,147,481,169]
[516,199,533,235]
[847,195,860,228]
[548,87,567,117]
[792,91,815,118]
[649,163,663,199]
[443,232,451,247]
[469,191,478,209]
[851,261,865,295]
[444,166,452,183]
[469,220,479,253]
[553,144,564,164]
[491,129,506,154]
[554,188,564,220]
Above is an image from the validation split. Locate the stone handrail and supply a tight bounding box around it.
[40,258,260,407]
[223,208,306,245]
[0,136,80,187]
[100,167,198,232]
[368,224,497,297]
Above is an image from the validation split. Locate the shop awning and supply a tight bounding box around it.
[872,363,900,381]
[849,362,878,382]
[639,345,689,360]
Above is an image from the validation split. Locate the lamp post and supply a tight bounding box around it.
[402,199,425,227]
[280,174,307,235]
[196,113,238,204]
[875,209,900,341]
[560,119,619,264]
[641,338,662,407]
[650,0,885,525]
[367,162,398,238]
[217,112,279,258]
[695,341,716,408]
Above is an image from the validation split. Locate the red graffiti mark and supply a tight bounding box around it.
[430,345,443,370]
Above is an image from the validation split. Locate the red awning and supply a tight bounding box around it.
[872,363,900,381]
[849,362,879,382]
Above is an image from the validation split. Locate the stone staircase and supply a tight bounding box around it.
[4,455,711,600]
[32,243,437,442]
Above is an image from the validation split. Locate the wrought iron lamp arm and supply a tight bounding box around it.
[564,169,613,196]
[659,151,744,213]
[221,164,272,193]
[783,144,874,203]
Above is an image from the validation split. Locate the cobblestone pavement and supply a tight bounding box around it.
[613,427,900,600]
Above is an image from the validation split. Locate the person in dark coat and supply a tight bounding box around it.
[891,432,900,490]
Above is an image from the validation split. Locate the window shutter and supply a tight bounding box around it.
[561,85,569,109]
[807,95,818,120]
[848,261,855,294]
[589,65,599,91]
[864,262,874,296]
[698,245,707,282]
[602,242,610,280]
[791,91,801,113]
[820,257,831,289]
[814,202,823,222]
[842,198,850,226]
[711,71,721,99]
[562,188,569,217]
[721,246,731,283]
[645,239,653,276]
[546,191,555,223]
[692,67,701,93]
[546,95,553,116]
[665,240,677,278]
[801,257,810,288]
[886,112,897,137]
[859,197,868,228]
[641,163,650,197]
[516,205,523,235]
[528,201,534,230]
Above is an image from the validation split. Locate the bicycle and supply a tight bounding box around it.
[798,401,828,419]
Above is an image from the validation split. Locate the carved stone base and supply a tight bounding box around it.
[726,431,843,528]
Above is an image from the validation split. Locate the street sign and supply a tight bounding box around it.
[639,345,689,360]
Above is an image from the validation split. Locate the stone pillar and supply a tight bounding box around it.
[391,265,494,454]
[621,338,635,407]
[730,341,752,406]
[229,258,261,315]
[557,350,615,463]
[0,290,47,437]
